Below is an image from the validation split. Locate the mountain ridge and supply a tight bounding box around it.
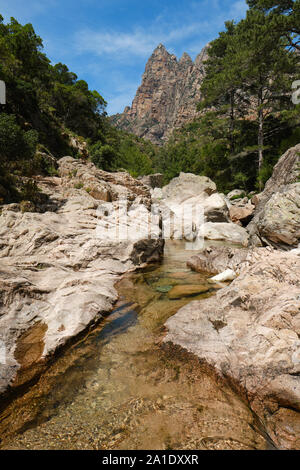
[111,43,209,145]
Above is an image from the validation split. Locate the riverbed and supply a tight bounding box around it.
[0,241,270,450]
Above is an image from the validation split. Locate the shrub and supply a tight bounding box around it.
[0,114,38,163]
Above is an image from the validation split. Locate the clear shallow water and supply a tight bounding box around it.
[0,241,269,450]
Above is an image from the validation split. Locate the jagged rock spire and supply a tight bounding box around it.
[153,43,167,54]
[195,44,210,67]
[179,52,193,66]
[112,43,210,145]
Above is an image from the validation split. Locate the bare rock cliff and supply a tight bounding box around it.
[111,43,208,144]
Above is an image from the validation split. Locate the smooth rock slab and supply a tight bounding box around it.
[198,222,249,246]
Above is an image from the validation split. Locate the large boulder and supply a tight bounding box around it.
[138,173,164,189]
[165,247,300,449]
[161,173,216,203]
[257,184,300,246]
[187,246,248,275]
[248,144,300,247]
[0,158,164,395]
[260,144,300,196]
[203,193,230,222]
[229,203,255,226]
[198,222,249,246]
[155,174,230,240]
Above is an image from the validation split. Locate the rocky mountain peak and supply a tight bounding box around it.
[195,44,210,68]
[154,43,167,53]
[111,44,209,145]
[179,52,193,66]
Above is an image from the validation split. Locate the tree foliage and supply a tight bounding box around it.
[247,0,300,51]
[0,15,107,151]
[0,15,108,202]
[193,6,299,190]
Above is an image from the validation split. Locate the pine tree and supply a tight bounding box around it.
[235,10,297,187]
[200,21,245,155]
[201,9,297,189]
[247,0,300,51]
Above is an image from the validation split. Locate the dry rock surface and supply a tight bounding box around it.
[0,157,164,394]
[187,246,248,275]
[152,172,248,244]
[257,183,300,246]
[198,222,249,246]
[1,142,300,452]
[226,189,255,226]
[165,247,300,449]
[138,173,163,189]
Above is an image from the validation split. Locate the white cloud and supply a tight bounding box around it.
[75,22,214,60]
[74,1,248,60]
[76,29,157,58]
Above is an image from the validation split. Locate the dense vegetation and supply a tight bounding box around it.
[0,14,154,203]
[0,1,299,204]
[154,0,300,191]
[88,119,155,177]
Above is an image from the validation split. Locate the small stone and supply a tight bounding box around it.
[168,284,210,300]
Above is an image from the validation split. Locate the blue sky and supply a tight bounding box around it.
[0,0,248,114]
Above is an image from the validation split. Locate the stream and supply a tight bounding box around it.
[0,241,270,450]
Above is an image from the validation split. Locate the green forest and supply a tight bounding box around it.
[156,0,300,191]
[0,0,299,204]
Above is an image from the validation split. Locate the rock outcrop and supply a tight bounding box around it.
[138,173,163,189]
[152,172,249,244]
[111,44,209,144]
[256,183,300,246]
[161,172,216,202]
[198,222,249,246]
[0,158,164,395]
[248,144,300,247]
[187,246,249,275]
[229,204,255,226]
[165,247,300,449]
